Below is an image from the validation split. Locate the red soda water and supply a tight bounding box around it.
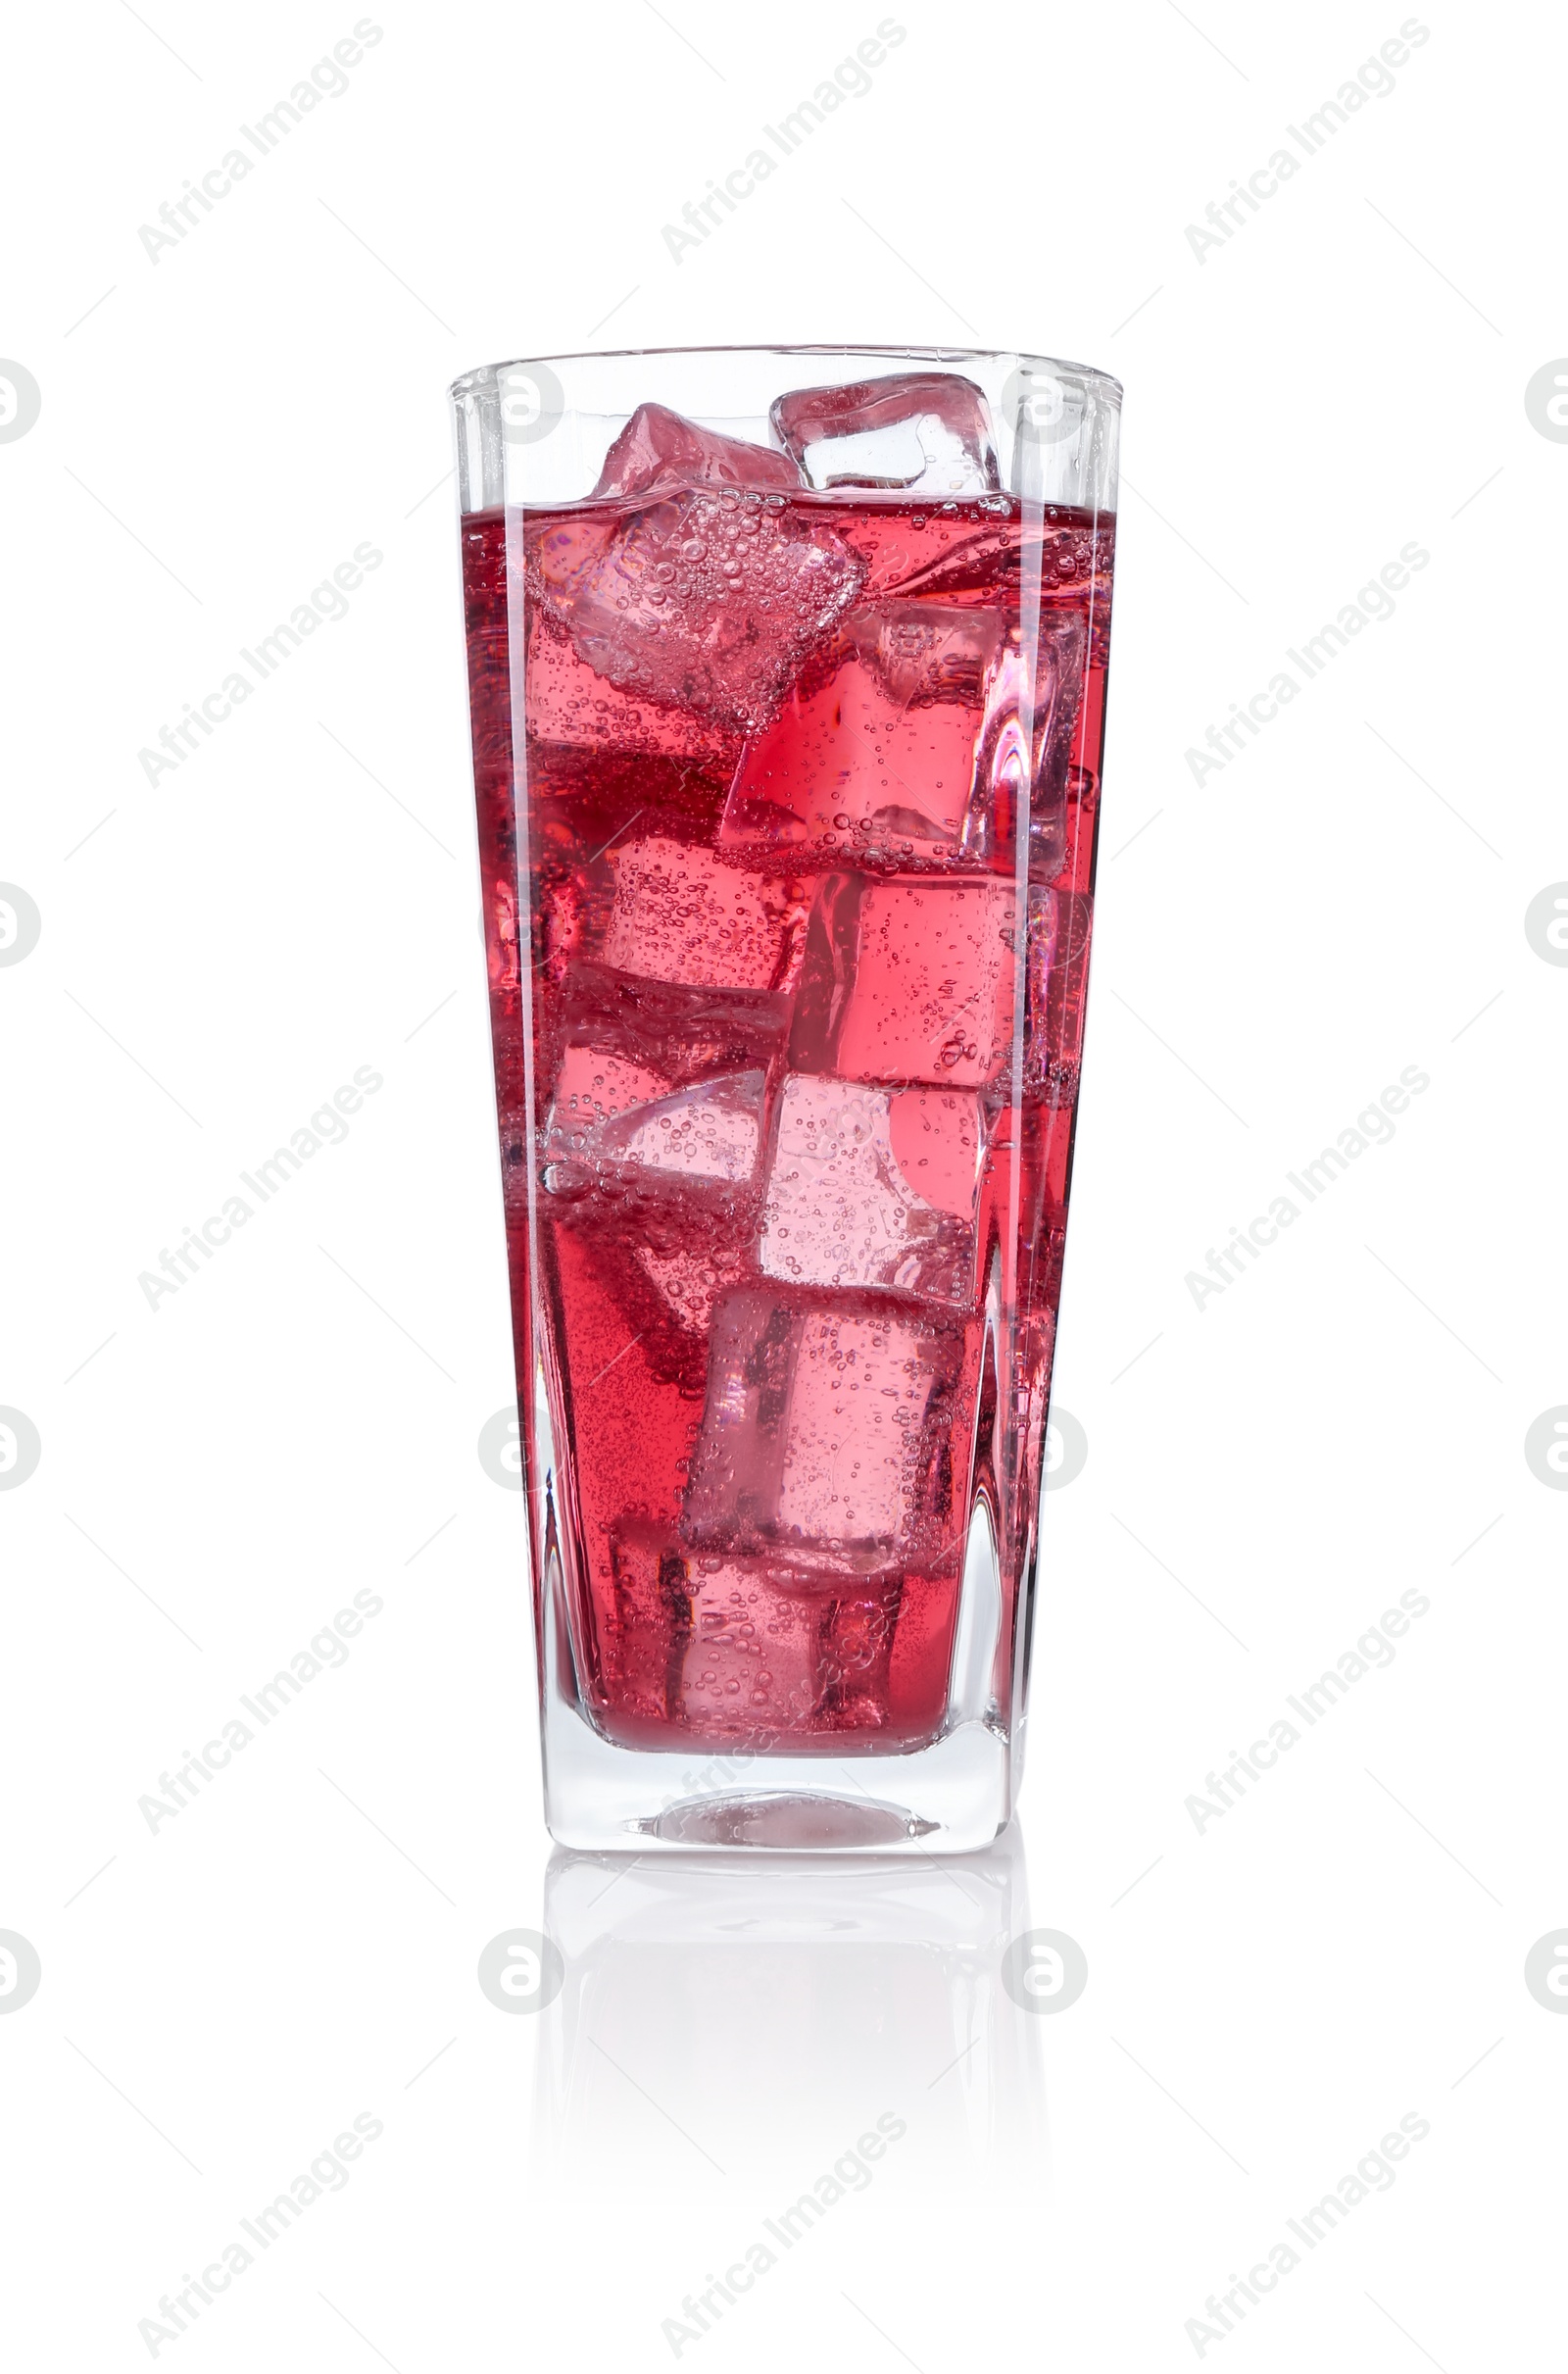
[461,444,1112,1757]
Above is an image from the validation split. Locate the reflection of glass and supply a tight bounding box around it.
[453,347,1118,1852]
[534,1825,1044,2192]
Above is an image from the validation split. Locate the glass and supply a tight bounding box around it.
[450,345,1120,1852]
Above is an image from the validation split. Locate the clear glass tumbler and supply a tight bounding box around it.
[451,347,1119,1853]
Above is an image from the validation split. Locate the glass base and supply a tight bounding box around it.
[543,1703,1015,1854]
[535,1471,1030,1854]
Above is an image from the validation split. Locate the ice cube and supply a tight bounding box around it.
[599,835,808,992]
[604,1532,906,1743]
[788,873,1020,1087]
[547,1071,764,1277]
[676,1565,924,1741]
[774,1311,939,1551]
[612,1069,766,1184]
[561,959,795,1090]
[634,1243,750,1340]
[543,1044,672,1164]
[677,1559,825,1740]
[592,403,803,500]
[718,605,1003,854]
[546,1047,764,1183]
[868,602,1003,708]
[524,606,741,770]
[958,612,1087,878]
[771,372,1000,497]
[683,1289,961,1564]
[602,1520,956,1746]
[542,1043,767,1380]
[759,1075,982,1306]
[527,490,865,732]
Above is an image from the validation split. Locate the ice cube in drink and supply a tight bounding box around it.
[681,1287,962,1568]
[592,402,804,500]
[719,605,1004,858]
[788,872,1021,1087]
[599,833,807,993]
[771,371,1001,497]
[758,1074,983,1306]
[527,488,865,730]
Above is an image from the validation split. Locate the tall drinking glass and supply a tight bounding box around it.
[451,347,1119,1852]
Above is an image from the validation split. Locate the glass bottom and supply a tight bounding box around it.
[536,1501,1029,1854]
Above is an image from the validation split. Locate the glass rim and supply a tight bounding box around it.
[449,342,1123,405]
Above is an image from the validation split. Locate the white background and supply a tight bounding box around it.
[3,1,1564,2365]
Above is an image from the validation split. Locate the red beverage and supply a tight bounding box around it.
[460,391,1113,1767]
